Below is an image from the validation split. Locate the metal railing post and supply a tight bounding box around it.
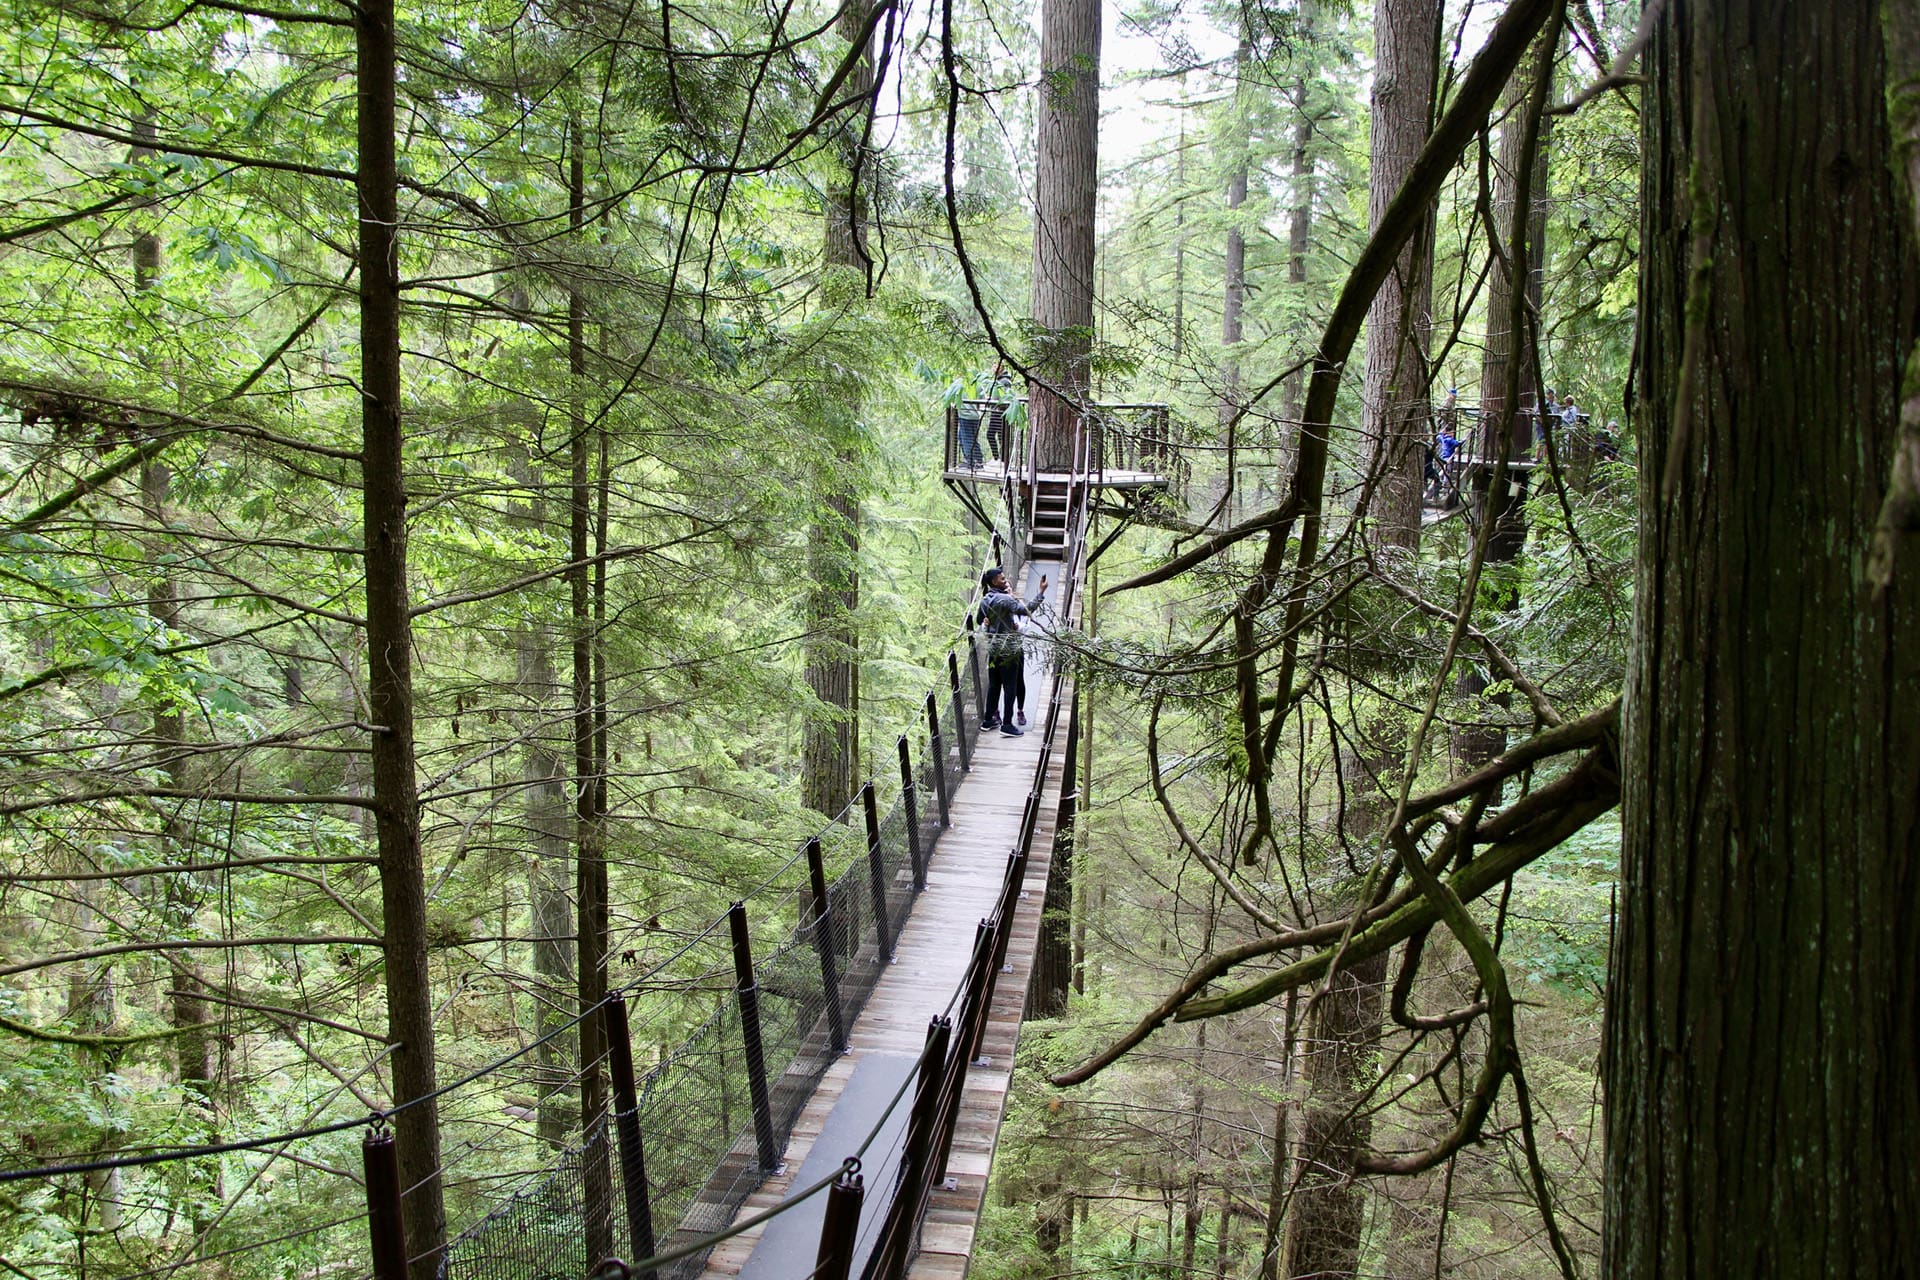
[947,652,971,772]
[602,994,656,1276]
[925,692,951,826]
[935,921,996,1182]
[806,836,849,1054]
[903,1018,951,1216]
[872,1016,953,1280]
[361,1123,407,1280]
[728,903,780,1172]
[897,734,926,893]
[991,850,1028,980]
[813,1166,865,1280]
[963,614,986,716]
[862,781,896,962]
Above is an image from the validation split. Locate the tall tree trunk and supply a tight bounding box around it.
[518,616,576,1152]
[1605,1,1920,1273]
[1454,35,1554,777]
[1219,36,1250,438]
[1283,3,1438,1268]
[1279,5,1315,439]
[1030,0,1100,471]
[1259,989,1300,1280]
[131,111,218,1230]
[1361,0,1441,552]
[1282,730,1396,1279]
[357,2,445,1271]
[804,0,873,818]
[509,435,576,1151]
[567,117,614,1268]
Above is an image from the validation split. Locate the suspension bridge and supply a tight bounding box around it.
[0,406,1181,1280]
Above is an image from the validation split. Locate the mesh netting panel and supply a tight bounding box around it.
[824,850,887,1022]
[911,728,944,864]
[630,998,757,1278]
[934,690,965,807]
[957,641,984,751]
[753,927,838,1143]
[440,1120,629,1280]
[876,787,917,936]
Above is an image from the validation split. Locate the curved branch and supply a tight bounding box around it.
[1146,692,1281,933]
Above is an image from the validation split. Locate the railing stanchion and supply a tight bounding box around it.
[935,921,997,1182]
[602,994,656,1276]
[806,836,849,1053]
[728,903,780,1172]
[963,612,987,716]
[991,850,1028,981]
[361,1123,407,1280]
[871,1015,953,1280]
[948,652,971,772]
[925,692,952,826]
[898,734,926,893]
[862,781,896,962]
[814,1166,865,1280]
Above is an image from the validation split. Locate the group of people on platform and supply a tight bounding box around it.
[953,363,1015,470]
[1424,385,1623,506]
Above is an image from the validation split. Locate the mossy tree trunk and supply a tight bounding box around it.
[1604,1,1920,1273]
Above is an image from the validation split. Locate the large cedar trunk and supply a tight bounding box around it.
[1030,0,1100,472]
[1360,0,1440,551]
[1604,1,1920,1274]
[803,0,873,819]
[357,1,446,1272]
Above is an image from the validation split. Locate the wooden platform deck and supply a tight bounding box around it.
[704,575,1070,1280]
[942,462,1171,491]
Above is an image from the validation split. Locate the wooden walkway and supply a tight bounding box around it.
[705,575,1070,1280]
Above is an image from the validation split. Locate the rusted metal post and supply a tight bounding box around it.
[362,1122,407,1280]
[806,836,848,1054]
[602,994,656,1275]
[728,902,779,1171]
[897,735,925,894]
[813,1166,865,1280]
[947,653,971,772]
[925,693,951,826]
[862,782,896,962]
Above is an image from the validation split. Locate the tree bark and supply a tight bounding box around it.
[1605,1,1920,1273]
[804,0,873,819]
[1220,36,1250,435]
[1361,0,1441,551]
[1030,0,1100,471]
[1454,35,1554,778]
[1279,6,1315,441]
[357,2,444,1271]
[565,116,614,1268]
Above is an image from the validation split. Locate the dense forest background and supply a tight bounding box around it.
[2,0,1914,1278]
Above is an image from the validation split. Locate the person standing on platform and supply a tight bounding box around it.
[982,362,1013,464]
[978,566,1047,736]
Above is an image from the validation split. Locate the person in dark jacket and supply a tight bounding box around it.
[977,566,1047,736]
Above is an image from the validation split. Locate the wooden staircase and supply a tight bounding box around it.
[1027,478,1071,560]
